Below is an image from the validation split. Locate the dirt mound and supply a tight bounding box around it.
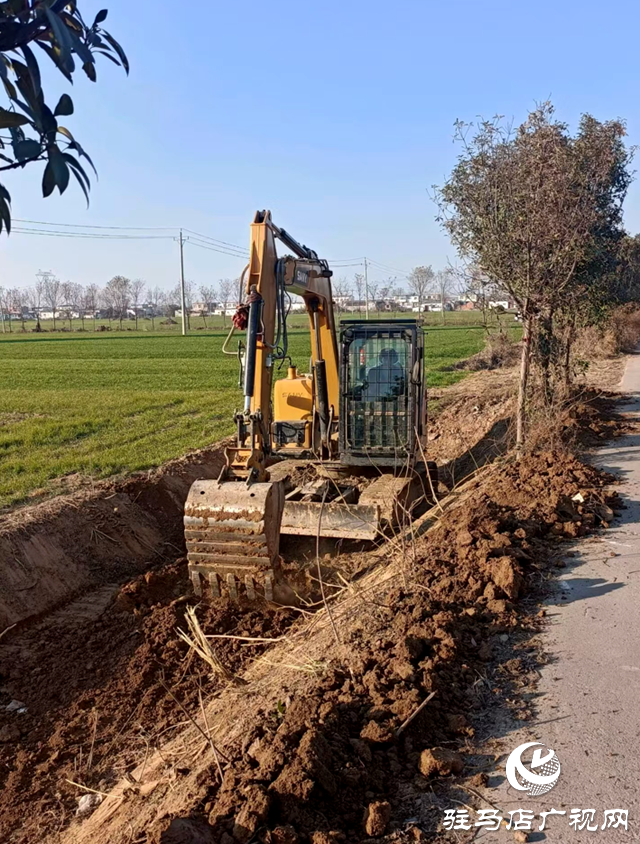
[37,448,618,844]
[0,440,230,629]
[0,561,296,842]
[192,452,618,843]
[453,331,521,372]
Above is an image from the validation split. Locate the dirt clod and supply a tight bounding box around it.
[363,800,391,837]
[419,748,464,778]
[490,556,525,599]
[233,785,271,842]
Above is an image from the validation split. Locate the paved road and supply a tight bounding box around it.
[477,356,640,842]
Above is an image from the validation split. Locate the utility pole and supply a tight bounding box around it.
[364,257,369,320]
[179,229,187,336]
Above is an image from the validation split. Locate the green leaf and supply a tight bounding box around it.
[13,139,42,162]
[34,41,74,83]
[93,49,120,66]
[83,61,97,82]
[45,9,72,62]
[67,29,94,67]
[54,94,74,117]
[64,154,91,207]
[42,160,56,198]
[20,45,41,98]
[94,9,109,25]
[57,125,75,142]
[0,186,11,236]
[47,145,70,194]
[102,32,129,74]
[0,109,29,129]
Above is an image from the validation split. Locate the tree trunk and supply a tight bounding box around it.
[202,314,207,329]
[441,290,445,324]
[563,323,575,394]
[538,309,553,406]
[516,310,533,452]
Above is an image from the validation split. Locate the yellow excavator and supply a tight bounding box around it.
[184,211,436,600]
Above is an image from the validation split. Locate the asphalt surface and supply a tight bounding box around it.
[475,356,640,843]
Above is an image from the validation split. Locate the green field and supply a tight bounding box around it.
[0,315,515,508]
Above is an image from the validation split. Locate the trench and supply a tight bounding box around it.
[0,383,516,843]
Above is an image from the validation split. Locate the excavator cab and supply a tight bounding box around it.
[340,320,425,466]
[184,212,435,602]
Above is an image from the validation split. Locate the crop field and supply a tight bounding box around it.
[0,317,517,508]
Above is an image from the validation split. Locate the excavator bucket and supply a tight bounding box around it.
[184,480,284,600]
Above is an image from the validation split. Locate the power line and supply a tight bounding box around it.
[185,239,250,260]
[182,228,248,254]
[11,227,174,240]
[13,218,176,231]
[186,234,248,257]
[366,257,412,277]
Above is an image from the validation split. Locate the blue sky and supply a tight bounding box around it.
[2,0,640,293]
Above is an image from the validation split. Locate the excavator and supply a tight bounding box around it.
[184,211,436,601]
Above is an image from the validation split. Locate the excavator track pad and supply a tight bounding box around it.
[184,480,284,600]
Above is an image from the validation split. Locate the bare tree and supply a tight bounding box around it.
[99,286,113,328]
[60,281,80,330]
[30,274,47,331]
[332,276,351,313]
[106,276,131,330]
[353,273,365,313]
[147,286,166,330]
[171,280,195,328]
[433,269,455,323]
[0,287,11,333]
[83,284,99,331]
[199,284,217,328]
[43,275,61,330]
[407,265,434,314]
[9,288,27,331]
[130,279,146,330]
[217,279,233,327]
[436,103,632,446]
[368,280,380,311]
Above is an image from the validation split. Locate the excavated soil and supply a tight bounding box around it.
[0,363,628,844]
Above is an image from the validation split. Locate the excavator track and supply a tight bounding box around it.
[184,480,284,600]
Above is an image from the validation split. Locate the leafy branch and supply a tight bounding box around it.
[0,1,128,233]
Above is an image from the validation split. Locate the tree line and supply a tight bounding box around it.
[0,275,240,333]
[1,266,476,334]
[436,102,640,448]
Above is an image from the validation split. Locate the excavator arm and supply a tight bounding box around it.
[184,210,340,599]
[227,210,340,480]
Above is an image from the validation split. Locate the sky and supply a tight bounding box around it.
[2,0,640,294]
